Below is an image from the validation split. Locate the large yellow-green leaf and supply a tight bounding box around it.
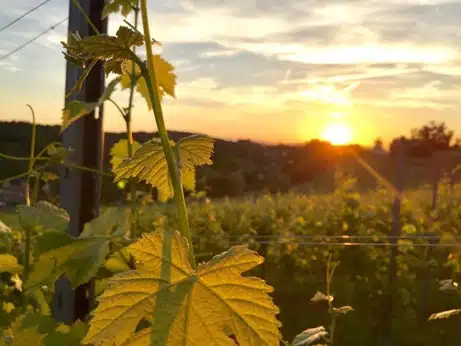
[61,77,121,132]
[120,56,176,110]
[82,229,282,346]
[102,0,137,18]
[17,201,69,233]
[110,139,142,171]
[0,254,22,274]
[113,135,214,201]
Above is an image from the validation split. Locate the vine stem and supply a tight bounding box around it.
[22,104,36,309]
[126,1,141,240]
[24,104,36,207]
[139,0,196,269]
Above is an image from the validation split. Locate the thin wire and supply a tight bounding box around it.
[0,0,54,33]
[0,17,68,62]
[202,234,461,240]
[227,241,460,247]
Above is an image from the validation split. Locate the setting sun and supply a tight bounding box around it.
[322,122,353,145]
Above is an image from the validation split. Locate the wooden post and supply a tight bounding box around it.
[53,0,107,324]
[421,156,441,318]
[382,142,404,345]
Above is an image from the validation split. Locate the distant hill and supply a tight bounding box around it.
[0,121,448,202]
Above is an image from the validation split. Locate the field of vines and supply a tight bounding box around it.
[2,177,461,345]
[1,0,461,345]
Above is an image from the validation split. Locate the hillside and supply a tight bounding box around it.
[0,121,450,202]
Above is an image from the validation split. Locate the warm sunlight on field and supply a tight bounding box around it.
[321,122,353,145]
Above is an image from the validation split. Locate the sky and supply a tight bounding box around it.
[0,0,460,146]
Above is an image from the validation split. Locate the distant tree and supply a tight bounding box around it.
[410,121,454,156]
[372,138,386,155]
[390,121,456,158]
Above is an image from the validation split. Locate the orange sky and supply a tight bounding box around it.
[1,0,461,147]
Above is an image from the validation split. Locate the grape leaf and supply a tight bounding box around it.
[82,229,282,346]
[333,306,353,315]
[4,313,87,346]
[0,254,22,274]
[310,291,333,303]
[292,326,328,346]
[79,26,143,60]
[25,236,110,291]
[120,56,176,110]
[102,0,137,18]
[110,139,142,171]
[61,77,121,132]
[428,309,461,320]
[40,172,59,182]
[80,207,130,238]
[17,201,69,233]
[113,134,214,201]
[61,26,144,77]
[26,208,129,290]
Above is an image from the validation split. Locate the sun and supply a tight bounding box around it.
[322,122,353,145]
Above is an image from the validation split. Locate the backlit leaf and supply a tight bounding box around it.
[292,326,328,346]
[333,306,353,315]
[110,139,142,171]
[102,0,137,18]
[83,229,282,346]
[79,26,143,60]
[429,309,461,320]
[61,77,120,132]
[310,291,333,303]
[113,135,214,201]
[0,254,22,274]
[120,55,176,110]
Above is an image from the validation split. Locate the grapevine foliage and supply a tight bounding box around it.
[83,229,282,346]
[113,134,214,201]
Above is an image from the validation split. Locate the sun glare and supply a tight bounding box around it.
[322,122,353,145]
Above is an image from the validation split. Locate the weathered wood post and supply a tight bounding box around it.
[53,0,107,324]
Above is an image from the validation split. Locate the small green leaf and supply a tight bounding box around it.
[0,254,22,274]
[17,201,69,233]
[310,291,333,303]
[429,309,461,321]
[40,172,59,182]
[113,135,214,201]
[102,0,137,18]
[61,77,120,132]
[79,26,143,60]
[109,139,142,171]
[333,306,354,315]
[292,326,328,346]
